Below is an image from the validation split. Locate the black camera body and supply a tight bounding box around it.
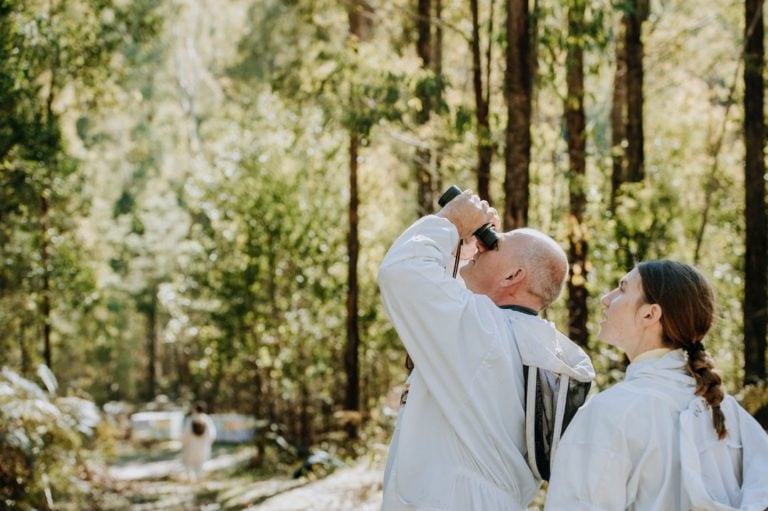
[437,185,500,250]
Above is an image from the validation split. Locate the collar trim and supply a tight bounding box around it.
[499,304,538,316]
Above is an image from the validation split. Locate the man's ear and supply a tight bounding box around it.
[501,267,525,288]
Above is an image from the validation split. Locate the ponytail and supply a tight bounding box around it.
[685,343,727,439]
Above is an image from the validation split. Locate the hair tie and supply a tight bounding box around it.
[686,342,705,355]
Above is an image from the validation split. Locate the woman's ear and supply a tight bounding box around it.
[643,303,663,324]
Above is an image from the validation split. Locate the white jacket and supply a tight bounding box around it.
[546,350,768,511]
[181,413,217,470]
[378,216,594,511]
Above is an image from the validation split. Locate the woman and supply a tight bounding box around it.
[180,402,217,482]
[546,260,768,510]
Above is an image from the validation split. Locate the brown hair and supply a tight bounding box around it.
[636,260,726,439]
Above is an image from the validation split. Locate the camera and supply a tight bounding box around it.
[437,185,500,250]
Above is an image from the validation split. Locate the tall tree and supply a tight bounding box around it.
[346,128,361,438]
[415,0,435,215]
[623,0,647,183]
[609,17,627,209]
[565,0,589,347]
[139,285,159,400]
[470,0,495,201]
[344,0,373,438]
[503,0,536,229]
[610,0,648,271]
[433,0,444,193]
[25,0,66,370]
[744,0,767,384]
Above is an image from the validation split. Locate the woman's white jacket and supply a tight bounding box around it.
[546,350,768,510]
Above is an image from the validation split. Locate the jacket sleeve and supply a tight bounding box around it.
[680,395,768,511]
[738,404,768,510]
[377,215,505,405]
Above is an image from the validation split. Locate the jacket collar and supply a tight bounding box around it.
[626,349,695,387]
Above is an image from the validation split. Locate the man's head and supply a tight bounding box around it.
[459,228,568,311]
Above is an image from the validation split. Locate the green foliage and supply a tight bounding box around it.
[0,0,162,382]
[343,71,406,137]
[611,179,680,272]
[737,382,768,417]
[412,73,449,124]
[168,87,358,442]
[454,104,474,136]
[0,1,764,494]
[0,365,101,509]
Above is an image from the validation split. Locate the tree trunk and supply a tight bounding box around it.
[623,0,647,183]
[416,0,434,216]
[144,290,158,401]
[503,0,535,229]
[610,19,627,210]
[345,133,361,438]
[416,0,432,116]
[471,0,493,202]
[299,375,313,448]
[41,6,59,370]
[40,191,52,368]
[19,325,29,375]
[433,0,444,194]
[744,0,767,384]
[344,0,373,440]
[433,0,443,77]
[565,0,589,347]
[347,0,373,40]
[612,1,648,272]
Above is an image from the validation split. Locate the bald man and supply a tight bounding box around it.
[378,190,594,511]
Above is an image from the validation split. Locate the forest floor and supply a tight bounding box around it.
[97,441,548,510]
[98,443,385,510]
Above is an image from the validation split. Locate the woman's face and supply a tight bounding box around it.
[598,268,648,351]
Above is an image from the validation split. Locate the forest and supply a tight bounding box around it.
[1,0,767,509]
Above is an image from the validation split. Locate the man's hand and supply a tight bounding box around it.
[436,189,496,241]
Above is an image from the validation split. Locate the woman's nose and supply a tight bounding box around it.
[600,292,612,307]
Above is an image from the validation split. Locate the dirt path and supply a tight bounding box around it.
[108,448,257,481]
[243,461,383,511]
[103,448,384,510]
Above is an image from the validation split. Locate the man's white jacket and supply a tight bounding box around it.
[378,216,594,511]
